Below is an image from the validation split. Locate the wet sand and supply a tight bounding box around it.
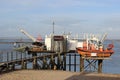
[0,70,120,80]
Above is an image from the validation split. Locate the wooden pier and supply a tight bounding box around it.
[0,50,110,73]
[0,51,67,72]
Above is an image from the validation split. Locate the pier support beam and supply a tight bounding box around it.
[63,54,66,70]
[69,54,71,71]
[74,54,76,72]
[80,56,104,73]
[57,53,61,70]
[11,63,15,70]
[42,56,47,69]
[32,53,37,69]
[6,63,9,71]
[80,56,84,72]
[50,54,55,70]
[21,60,27,69]
[33,57,37,69]
[98,59,103,73]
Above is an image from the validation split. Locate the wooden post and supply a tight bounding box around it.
[98,59,103,73]
[6,63,9,71]
[33,57,37,69]
[57,53,61,69]
[80,55,84,72]
[50,54,56,70]
[63,37,67,70]
[31,53,37,69]
[33,53,37,69]
[74,54,76,72]
[43,56,46,69]
[21,60,24,69]
[50,55,54,69]
[6,52,9,71]
[11,63,15,70]
[21,60,27,69]
[69,54,71,71]
[24,61,27,69]
[63,54,66,70]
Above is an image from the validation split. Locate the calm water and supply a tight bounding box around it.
[0,39,120,74]
[103,40,120,74]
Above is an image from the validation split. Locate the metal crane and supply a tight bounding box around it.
[20,28,43,47]
[100,33,107,44]
[20,29,37,42]
[97,33,107,48]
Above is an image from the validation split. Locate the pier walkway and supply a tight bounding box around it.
[0,51,68,73]
[0,50,111,74]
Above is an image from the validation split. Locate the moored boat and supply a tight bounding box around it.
[76,44,114,57]
[76,33,114,57]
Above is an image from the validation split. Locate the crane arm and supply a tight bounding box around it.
[100,33,107,43]
[20,29,36,42]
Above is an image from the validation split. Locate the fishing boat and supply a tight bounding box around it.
[76,33,114,57]
[76,44,114,57]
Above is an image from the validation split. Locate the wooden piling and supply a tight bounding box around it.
[21,52,24,69]
[11,63,15,70]
[50,54,56,70]
[98,59,103,73]
[33,56,37,69]
[21,60,27,69]
[80,55,84,72]
[32,53,37,69]
[63,54,66,70]
[74,54,76,72]
[6,63,9,71]
[69,54,71,71]
[57,53,61,70]
[43,56,46,69]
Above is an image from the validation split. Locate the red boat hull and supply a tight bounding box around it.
[76,48,114,57]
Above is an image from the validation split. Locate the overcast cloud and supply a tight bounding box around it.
[0,0,120,39]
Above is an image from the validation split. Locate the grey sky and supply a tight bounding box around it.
[0,0,120,39]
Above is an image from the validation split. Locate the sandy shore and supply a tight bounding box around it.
[0,70,120,80]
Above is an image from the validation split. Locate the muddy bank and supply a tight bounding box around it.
[1,70,120,80]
